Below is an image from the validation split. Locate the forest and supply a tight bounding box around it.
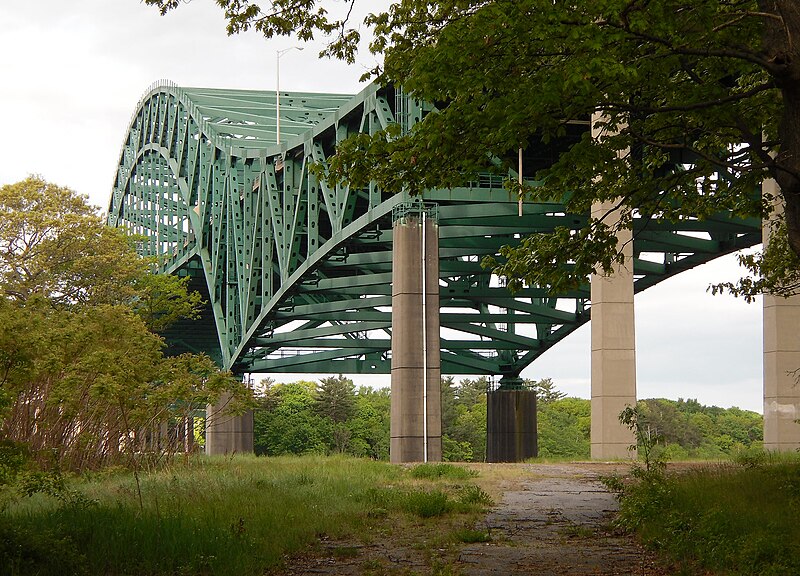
[252,375,764,461]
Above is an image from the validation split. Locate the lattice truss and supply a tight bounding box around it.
[108,81,762,377]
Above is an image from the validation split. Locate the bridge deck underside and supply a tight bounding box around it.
[108,83,761,377]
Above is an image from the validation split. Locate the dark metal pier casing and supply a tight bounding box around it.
[487,388,538,462]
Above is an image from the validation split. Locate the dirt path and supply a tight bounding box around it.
[279,462,668,576]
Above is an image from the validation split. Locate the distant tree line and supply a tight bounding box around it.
[254,376,390,459]
[253,375,764,461]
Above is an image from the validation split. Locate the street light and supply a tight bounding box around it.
[276,46,303,144]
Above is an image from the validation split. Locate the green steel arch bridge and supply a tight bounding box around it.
[107,80,761,384]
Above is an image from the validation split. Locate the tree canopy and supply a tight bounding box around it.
[0,177,250,472]
[251,374,762,461]
[144,0,800,293]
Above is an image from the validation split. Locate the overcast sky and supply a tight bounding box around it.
[0,1,764,412]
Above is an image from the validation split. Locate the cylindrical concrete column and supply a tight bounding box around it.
[763,178,800,451]
[590,200,637,459]
[391,204,442,463]
[205,391,254,455]
[486,386,537,462]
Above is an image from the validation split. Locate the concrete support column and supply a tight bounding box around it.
[391,205,442,463]
[205,391,254,455]
[763,178,800,451]
[590,200,637,459]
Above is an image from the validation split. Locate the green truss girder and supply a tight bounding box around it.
[108,81,762,378]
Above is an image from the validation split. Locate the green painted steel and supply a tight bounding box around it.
[107,81,761,378]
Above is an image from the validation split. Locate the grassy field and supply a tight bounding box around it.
[615,453,800,576]
[0,456,492,576]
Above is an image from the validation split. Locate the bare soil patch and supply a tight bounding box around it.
[275,462,670,575]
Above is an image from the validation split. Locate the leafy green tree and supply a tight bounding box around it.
[0,176,139,305]
[634,398,763,458]
[254,379,391,458]
[0,177,203,330]
[146,0,800,294]
[440,376,458,432]
[0,177,249,472]
[254,380,330,455]
[637,399,704,449]
[347,386,391,459]
[315,374,356,423]
[537,397,591,459]
[441,376,488,462]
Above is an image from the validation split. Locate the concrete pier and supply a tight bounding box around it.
[390,205,442,463]
[763,178,800,451]
[590,200,637,459]
[205,392,254,455]
[486,385,538,462]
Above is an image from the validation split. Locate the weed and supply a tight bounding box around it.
[0,522,88,576]
[0,456,407,574]
[733,445,770,469]
[1,454,494,575]
[599,473,625,497]
[409,463,476,480]
[560,523,594,538]
[452,528,491,543]
[292,471,315,486]
[401,489,452,518]
[456,485,493,508]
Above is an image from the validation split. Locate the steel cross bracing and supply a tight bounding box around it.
[108,80,762,378]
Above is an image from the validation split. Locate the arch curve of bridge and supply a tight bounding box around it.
[108,81,762,382]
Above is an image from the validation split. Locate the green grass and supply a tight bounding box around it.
[616,454,800,576]
[409,462,478,480]
[0,455,490,576]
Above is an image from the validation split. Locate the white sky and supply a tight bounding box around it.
[0,1,764,412]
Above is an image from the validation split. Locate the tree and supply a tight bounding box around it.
[0,177,250,472]
[0,176,140,305]
[253,379,391,457]
[254,380,330,455]
[441,376,488,461]
[525,377,566,405]
[315,374,356,423]
[144,1,800,294]
[537,396,592,458]
[633,398,763,457]
[0,177,203,329]
[348,386,391,459]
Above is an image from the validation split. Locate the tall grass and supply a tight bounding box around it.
[1,455,489,576]
[616,453,800,576]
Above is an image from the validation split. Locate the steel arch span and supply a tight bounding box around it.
[107,81,761,380]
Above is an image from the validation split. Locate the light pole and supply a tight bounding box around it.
[276,46,303,144]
